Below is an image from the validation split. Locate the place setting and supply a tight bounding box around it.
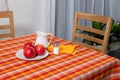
[16,31,77,60]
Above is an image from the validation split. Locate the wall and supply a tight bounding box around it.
[8,0,50,37]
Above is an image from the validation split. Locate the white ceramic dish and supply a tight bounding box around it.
[16,49,49,60]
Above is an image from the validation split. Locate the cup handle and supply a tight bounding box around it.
[47,33,53,47]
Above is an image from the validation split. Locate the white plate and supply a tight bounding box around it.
[16,49,49,60]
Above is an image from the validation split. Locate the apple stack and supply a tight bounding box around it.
[23,42,45,58]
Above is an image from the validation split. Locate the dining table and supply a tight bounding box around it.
[0,34,120,80]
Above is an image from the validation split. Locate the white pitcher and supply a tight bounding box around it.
[35,31,53,48]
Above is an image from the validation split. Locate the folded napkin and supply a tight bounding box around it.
[47,44,76,55]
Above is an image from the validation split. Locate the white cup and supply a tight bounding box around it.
[53,46,59,55]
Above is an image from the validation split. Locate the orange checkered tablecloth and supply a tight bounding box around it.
[0,34,120,80]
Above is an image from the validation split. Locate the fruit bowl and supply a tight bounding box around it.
[16,49,49,60]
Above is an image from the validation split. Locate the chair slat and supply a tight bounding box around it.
[75,41,102,53]
[0,25,10,29]
[76,25,105,35]
[75,33,103,45]
[0,33,11,38]
[76,12,109,24]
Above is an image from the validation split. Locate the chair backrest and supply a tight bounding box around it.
[0,11,15,38]
[72,12,112,54]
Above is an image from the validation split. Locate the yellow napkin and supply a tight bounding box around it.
[47,44,76,55]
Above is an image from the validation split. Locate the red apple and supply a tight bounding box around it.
[35,44,45,55]
[23,42,35,49]
[23,47,36,58]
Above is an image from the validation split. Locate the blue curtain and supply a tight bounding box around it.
[50,0,118,41]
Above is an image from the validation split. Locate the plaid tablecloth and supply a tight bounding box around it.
[0,34,120,80]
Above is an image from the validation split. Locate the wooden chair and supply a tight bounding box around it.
[0,11,15,39]
[72,12,112,54]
